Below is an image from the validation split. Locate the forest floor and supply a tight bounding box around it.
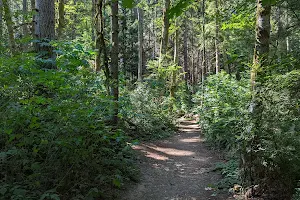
[120,118,232,200]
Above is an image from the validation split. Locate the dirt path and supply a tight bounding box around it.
[121,118,230,200]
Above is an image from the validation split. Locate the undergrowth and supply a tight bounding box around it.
[0,42,178,199]
[194,70,300,199]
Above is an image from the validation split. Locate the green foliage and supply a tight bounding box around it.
[0,44,138,199]
[293,188,300,200]
[194,69,300,198]
[168,0,193,18]
[262,0,277,6]
[221,13,254,31]
[214,160,241,190]
[122,0,135,8]
[248,70,300,197]
[194,72,251,149]
[121,82,176,140]
[147,58,191,113]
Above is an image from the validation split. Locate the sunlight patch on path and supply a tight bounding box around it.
[132,145,169,161]
[180,137,203,143]
[122,119,229,200]
[144,144,195,156]
[178,128,200,132]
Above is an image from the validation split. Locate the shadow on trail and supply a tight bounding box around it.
[121,119,230,200]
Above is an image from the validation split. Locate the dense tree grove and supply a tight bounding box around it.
[0,0,300,199]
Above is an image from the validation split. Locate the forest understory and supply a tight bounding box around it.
[1,0,300,199]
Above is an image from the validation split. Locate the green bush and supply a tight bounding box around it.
[248,70,300,199]
[194,70,300,198]
[193,72,251,149]
[0,46,137,199]
[120,83,176,140]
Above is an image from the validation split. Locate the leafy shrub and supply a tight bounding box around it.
[194,70,300,199]
[193,71,251,149]
[214,160,241,190]
[120,83,176,140]
[0,45,137,199]
[247,70,300,199]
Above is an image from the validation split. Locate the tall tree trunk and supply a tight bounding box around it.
[137,7,144,82]
[215,0,220,74]
[173,19,179,64]
[191,31,195,93]
[110,0,119,125]
[35,0,55,58]
[170,19,179,101]
[3,0,16,55]
[95,0,102,72]
[22,0,29,38]
[252,0,271,89]
[285,4,290,53]
[95,0,110,93]
[183,17,188,83]
[201,0,207,82]
[30,0,35,37]
[92,0,95,42]
[152,6,157,58]
[161,0,170,55]
[57,0,65,39]
[196,49,201,83]
[120,7,127,76]
[247,0,271,189]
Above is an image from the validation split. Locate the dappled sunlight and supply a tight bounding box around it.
[123,119,228,200]
[132,145,169,161]
[144,151,169,161]
[178,124,199,129]
[132,143,196,160]
[180,137,203,143]
[144,144,195,157]
[178,128,200,132]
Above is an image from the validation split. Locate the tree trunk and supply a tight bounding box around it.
[191,31,195,93]
[121,7,128,77]
[92,0,95,42]
[57,0,65,39]
[23,0,29,38]
[215,0,220,74]
[173,19,179,64]
[3,0,16,55]
[34,0,55,60]
[161,0,170,55]
[110,0,119,125]
[95,0,102,72]
[196,49,201,83]
[285,4,290,53]
[247,0,271,189]
[183,17,188,83]
[153,6,157,58]
[95,0,110,93]
[252,0,271,89]
[170,19,179,101]
[201,0,207,81]
[30,0,35,37]
[137,7,144,82]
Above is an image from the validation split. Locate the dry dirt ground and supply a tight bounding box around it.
[120,118,232,200]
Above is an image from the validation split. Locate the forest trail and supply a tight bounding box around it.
[121,118,230,200]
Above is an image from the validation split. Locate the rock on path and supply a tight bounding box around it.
[121,119,230,200]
